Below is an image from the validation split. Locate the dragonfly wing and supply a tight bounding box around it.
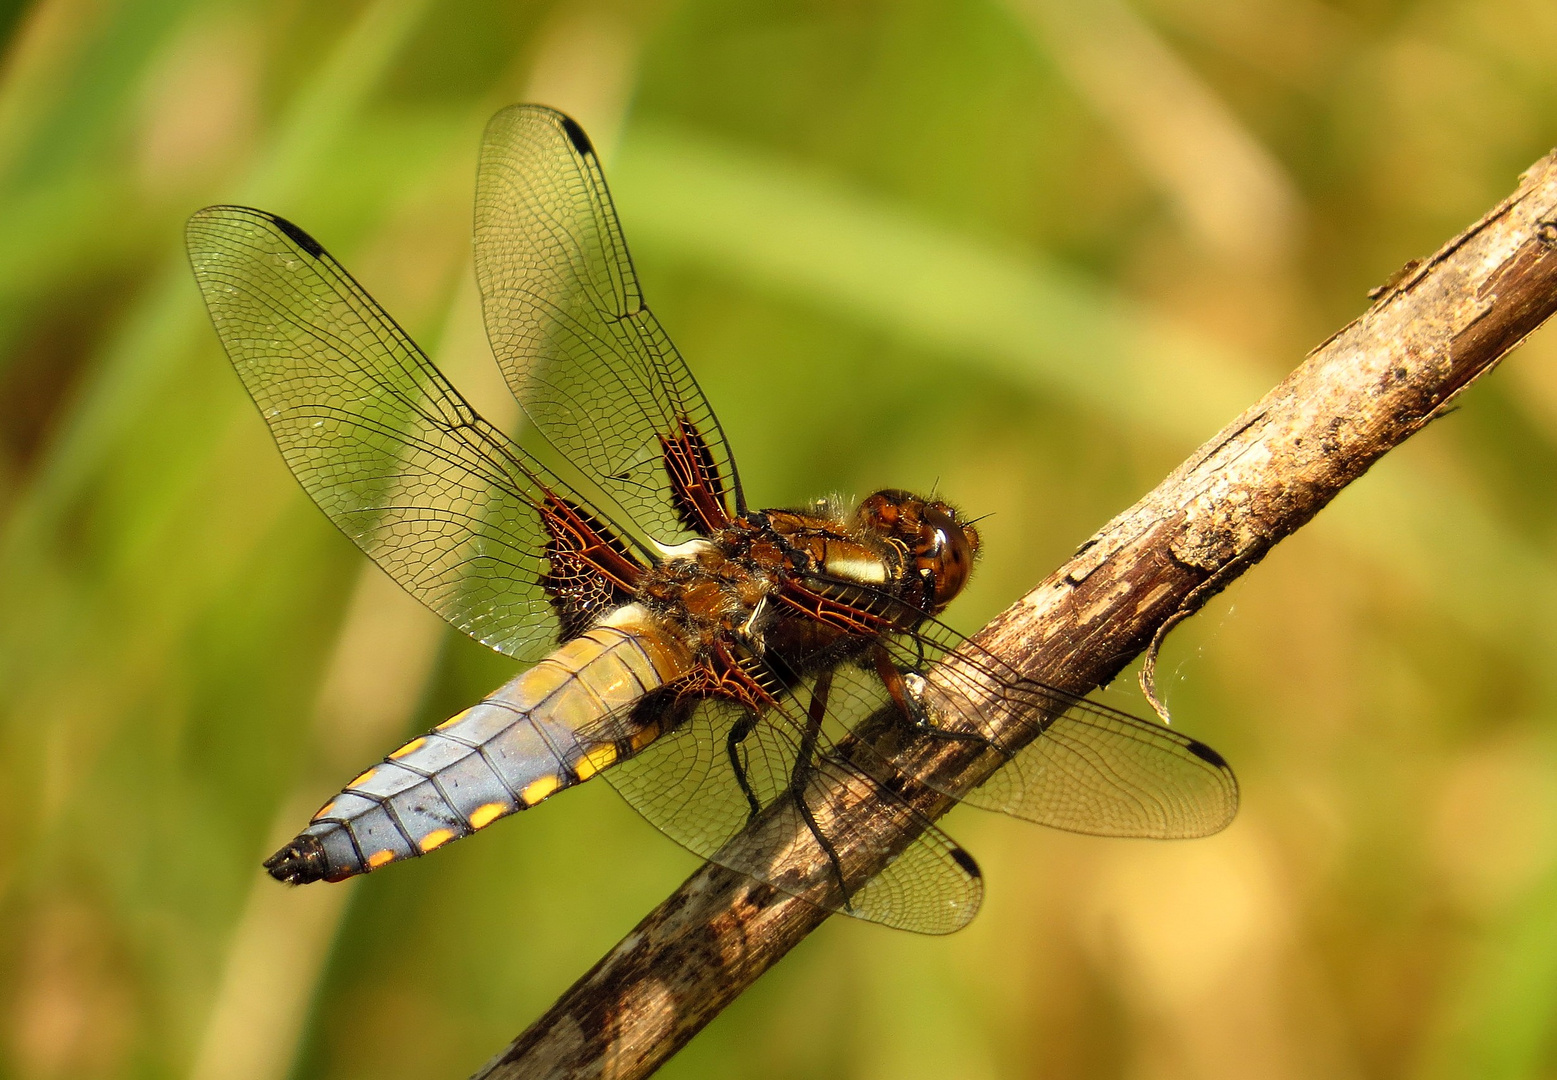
[883,620,1239,838]
[187,205,646,659]
[603,682,982,935]
[473,104,742,541]
[778,574,1237,839]
[956,690,1238,838]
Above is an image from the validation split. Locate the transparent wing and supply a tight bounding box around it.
[600,684,982,935]
[186,205,645,660]
[473,104,743,542]
[796,577,1239,839]
[893,622,1237,838]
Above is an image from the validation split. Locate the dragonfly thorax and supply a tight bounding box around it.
[631,491,979,668]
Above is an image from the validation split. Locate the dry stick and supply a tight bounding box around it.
[476,151,1557,1080]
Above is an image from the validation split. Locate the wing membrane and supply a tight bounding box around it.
[186,205,643,660]
[794,576,1238,838]
[473,104,743,541]
[892,621,1237,838]
[602,686,982,935]
[920,655,1236,838]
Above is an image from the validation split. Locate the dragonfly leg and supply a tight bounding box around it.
[726,708,763,823]
[872,646,997,751]
[790,668,850,909]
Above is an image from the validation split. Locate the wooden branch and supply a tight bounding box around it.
[474,151,1557,1080]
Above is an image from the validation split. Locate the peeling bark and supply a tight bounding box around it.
[474,150,1557,1080]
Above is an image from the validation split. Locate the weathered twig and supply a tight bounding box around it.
[475,151,1557,1080]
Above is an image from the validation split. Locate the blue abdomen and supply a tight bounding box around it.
[264,605,692,883]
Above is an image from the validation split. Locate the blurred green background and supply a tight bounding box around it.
[3,0,1557,1078]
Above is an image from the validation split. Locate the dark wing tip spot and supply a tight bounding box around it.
[949,846,982,880]
[263,834,330,884]
[559,114,595,157]
[266,213,326,258]
[1185,738,1229,769]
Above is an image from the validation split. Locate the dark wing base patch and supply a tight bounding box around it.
[539,492,642,641]
[660,418,732,535]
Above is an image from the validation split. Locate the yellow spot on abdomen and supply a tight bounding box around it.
[389,737,426,760]
[436,708,472,731]
[629,722,660,751]
[348,767,376,789]
[367,849,395,869]
[312,800,338,821]
[419,829,454,852]
[521,775,561,806]
[573,744,618,780]
[469,802,508,830]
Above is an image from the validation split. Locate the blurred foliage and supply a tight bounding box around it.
[2,0,1557,1078]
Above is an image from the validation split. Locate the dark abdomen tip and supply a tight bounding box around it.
[264,834,331,884]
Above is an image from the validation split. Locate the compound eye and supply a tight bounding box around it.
[919,506,976,608]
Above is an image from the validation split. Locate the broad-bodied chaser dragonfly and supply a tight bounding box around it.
[187,105,1236,934]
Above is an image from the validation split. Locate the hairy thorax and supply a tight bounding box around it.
[637,512,851,652]
[633,496,959,680]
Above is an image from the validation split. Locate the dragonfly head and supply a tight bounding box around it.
[856,490,980,613]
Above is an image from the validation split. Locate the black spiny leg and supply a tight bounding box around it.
[790,668,851,910]
[726,708,763,823]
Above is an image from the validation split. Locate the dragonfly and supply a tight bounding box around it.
[186,105,1237,935]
